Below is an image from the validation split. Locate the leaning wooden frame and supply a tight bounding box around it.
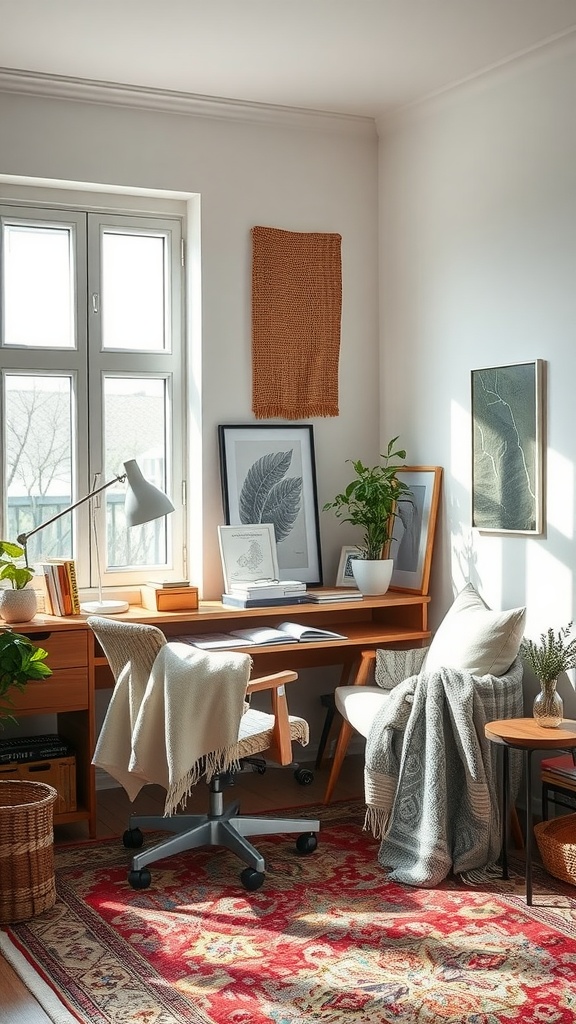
[388,466,443,595]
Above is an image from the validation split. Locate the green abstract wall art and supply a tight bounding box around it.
[471,360,544,534]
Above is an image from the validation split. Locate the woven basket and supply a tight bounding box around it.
[534,813,576,887]
[0,779,58,923]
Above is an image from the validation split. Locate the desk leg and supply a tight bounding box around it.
[525,749,534,905]
[501,745,509,880]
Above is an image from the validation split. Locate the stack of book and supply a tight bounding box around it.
[222,579,308,609]
[38,559,80,616]
[307,588,363,604]
[0,733,73,766]
[541,753,576,785]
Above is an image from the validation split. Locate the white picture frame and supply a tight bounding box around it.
[218,424,322,585]
[335,545,362,588]
[217,524,279,593]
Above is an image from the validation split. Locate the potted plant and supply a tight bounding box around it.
[323,437,412,595]
[0,627,52,725]
[520,622,576,728]
[0,540,37,623]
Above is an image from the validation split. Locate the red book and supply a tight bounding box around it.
[541,754,576,779]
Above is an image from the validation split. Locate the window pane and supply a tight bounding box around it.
[4,374,73,562]
[3,223,75,348]
[102,232,166,351]
[103,376,169,568]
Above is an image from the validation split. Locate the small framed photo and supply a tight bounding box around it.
[218,424,323,585]
[218,524,279,593]
[335,545,362,588]
[389,467,442,595]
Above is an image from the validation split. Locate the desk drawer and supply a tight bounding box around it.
[23,629,88,670]
[9,669,89,713]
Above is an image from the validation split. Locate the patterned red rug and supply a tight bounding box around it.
[3,801,576,1023]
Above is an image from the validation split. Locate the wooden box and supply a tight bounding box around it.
[0,756,77,815]
[140,585,199,612]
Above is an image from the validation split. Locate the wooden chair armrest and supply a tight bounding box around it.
[351,650,376,686]
[247,670,299,766]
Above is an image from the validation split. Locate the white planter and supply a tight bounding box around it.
[0,588,38,624]
[351,558,393,596]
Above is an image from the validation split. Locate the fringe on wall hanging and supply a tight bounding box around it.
[251,225,342,419]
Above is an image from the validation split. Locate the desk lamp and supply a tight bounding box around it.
[17,459,174,616]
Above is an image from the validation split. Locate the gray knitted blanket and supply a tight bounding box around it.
[364,658,523,887]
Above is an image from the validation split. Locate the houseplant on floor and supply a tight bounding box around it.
[0,539,37,623]
[323,436,412,595]
[520,622,576,727]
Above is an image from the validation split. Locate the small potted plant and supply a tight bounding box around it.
[520,622,576,728]
[0,628,52,726]
[323,436,412,595]
[0,540,37,624]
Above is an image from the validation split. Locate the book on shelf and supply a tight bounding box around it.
[146,580,191,590]
[307,588,362,603]
[229,622,347,646]
[541,753,576,780]
[174,633,256,650]
[221,593,309,609]
[40,559,80,616]
[229,579,307,600]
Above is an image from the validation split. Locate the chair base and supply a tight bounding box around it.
[127,775,320,877]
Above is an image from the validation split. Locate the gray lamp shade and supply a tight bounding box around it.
[123,459,175,527]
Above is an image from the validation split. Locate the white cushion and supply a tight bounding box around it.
[424,583,525,678]
[335,685,391,738]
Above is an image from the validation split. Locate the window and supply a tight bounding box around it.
[1,203,185,589]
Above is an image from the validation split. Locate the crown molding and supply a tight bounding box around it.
[376,24,576,134]
[0,66,376,139]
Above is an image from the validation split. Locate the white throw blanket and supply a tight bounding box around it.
[364,659,523,887]
[93,642,252,815]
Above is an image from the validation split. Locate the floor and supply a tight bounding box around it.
[0,753,365,1024]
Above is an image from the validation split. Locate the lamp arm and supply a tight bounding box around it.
[17,473,127,552]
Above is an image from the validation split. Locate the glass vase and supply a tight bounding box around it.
[533,679,564,728]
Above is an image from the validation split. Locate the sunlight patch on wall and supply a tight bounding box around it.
[525,543,573,636]
[547,447,573,539]
[450,398,470,489]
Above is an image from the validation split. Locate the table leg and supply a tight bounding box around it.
[525,748,534,905]
[501,745,509,880]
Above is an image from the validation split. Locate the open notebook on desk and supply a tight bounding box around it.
[175,622,347,650]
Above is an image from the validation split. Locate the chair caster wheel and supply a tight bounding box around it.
[240,867,265,891]
[128,868,151,890]
[296,832,318,855]
[123,827,144,848]
[294,767,314,785]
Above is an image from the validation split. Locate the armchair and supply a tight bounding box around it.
[89,617,319,892]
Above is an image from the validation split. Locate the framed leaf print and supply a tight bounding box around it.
[218,424,323,585]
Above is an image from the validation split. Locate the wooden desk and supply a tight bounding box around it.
[8,589,430,838]
[485,717,576,905]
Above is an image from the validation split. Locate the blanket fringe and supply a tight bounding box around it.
[164,749,241,817]
[364,806,390,840]
[253,404,338,420]
[459,862,505,885]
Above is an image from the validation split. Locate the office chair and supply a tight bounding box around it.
[89,616,319,891]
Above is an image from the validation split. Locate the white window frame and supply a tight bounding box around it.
[0,197,186,590]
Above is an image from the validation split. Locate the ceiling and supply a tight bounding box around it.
[1,0,576,119]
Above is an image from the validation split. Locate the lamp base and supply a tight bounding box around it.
[80,599,130,616]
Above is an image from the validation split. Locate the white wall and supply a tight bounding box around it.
[378,40,576,727]
[0,86,380,743]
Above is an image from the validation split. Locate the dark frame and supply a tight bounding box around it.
[218,424,323,585]
[471,360,544,534]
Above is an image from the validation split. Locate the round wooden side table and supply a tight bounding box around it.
[485,717,576,905]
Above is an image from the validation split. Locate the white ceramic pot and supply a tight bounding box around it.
[0,587,38,624]
[351,558,393,596]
